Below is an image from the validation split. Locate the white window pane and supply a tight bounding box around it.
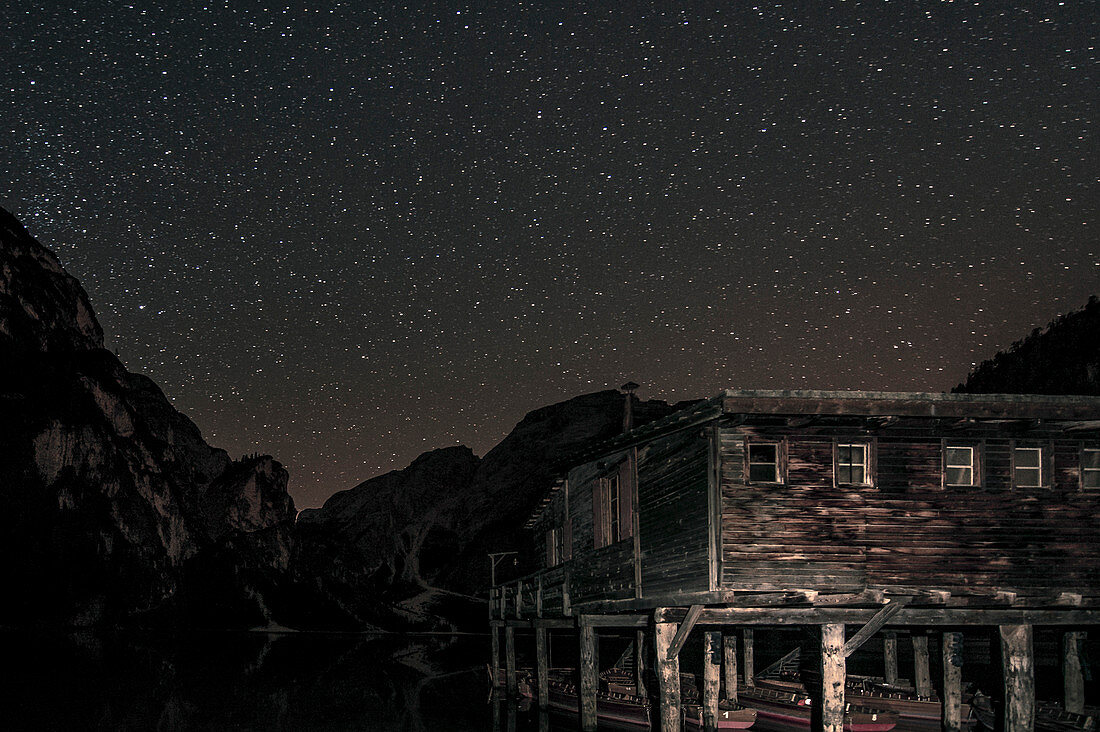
[946,447,972,467]
[1083,450,1100,470]
[1084,470,1100,488]
[1016,466,1041,487]
[947,467,972,486]
[1015,448,1040,468]
[850,466,865,484]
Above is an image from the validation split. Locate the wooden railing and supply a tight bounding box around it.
[489,562,571,621]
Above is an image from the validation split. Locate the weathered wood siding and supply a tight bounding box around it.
[567,449,636,604]
[720,427,1100,603]
[638,428,711,596]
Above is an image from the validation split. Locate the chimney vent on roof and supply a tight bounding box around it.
[621,381,640,433]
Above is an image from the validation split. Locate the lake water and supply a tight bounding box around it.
[0,628,1032,731]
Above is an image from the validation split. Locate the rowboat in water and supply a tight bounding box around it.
[738,684,898,732]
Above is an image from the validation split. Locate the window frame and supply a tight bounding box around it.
[1012,444,1045,489]
[943,443,978,488]
[1082,446,1100,490]
[745,440,784,484]
[592,456,636,549]
[834,442,872,486]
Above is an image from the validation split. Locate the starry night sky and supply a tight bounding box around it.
[3,2,1096,508]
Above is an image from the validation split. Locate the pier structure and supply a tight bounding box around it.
[489,390,1100,731]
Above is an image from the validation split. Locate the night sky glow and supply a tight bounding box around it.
[3,3,1096,508]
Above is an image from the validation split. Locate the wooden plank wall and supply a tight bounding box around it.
[638,428,712,596]
[567,449,637,604]
[721,429,867,591]
[720,427,1100,603]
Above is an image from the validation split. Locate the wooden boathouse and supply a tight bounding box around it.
[488,389,1100,731]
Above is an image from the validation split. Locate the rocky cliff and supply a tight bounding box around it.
[290,390,685,630]
[954,296,1100,395]
[0,207,296,626]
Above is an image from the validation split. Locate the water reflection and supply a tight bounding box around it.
[1,630,977,731]
[3,629,534,731]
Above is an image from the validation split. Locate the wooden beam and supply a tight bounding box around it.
[580,625,598,731]
[1000,624,1035,732]
[1064,631,1086,714]
[743,628,755,686]
[668,604,704,659]
[912,634,932,698]
[490,624,502,688]
[505,625,517,696]
[577,613,649,628]
[653,605,1100,626]
[942,632,964,732]
[655,621,682,732]
[821,624,847,732]
[883,631,898,686]
[535,627,549,710]
[703,631,722,730]
[723,633,739,703]
[635,630,648,698]
[843,598,912,657]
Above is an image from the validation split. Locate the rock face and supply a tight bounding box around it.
[955,296,1100,395]
[0,207,296,626]
[291,389,685,630]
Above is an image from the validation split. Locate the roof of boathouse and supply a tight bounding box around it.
[583,389,1100,463]
[525,390,1100,527]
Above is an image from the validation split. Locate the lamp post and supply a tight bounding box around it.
[488,551,518,588]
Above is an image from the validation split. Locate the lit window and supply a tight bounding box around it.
[1084,449,1100,488]
[748,443,779,482]
[837,444,869,484]
[1014,447,1042,487]
[945,446,974,486]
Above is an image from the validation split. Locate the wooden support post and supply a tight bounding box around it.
[821,624,846,732]
[1063,631,1085,714]
[1000,624,1034,732]
[535,626,549,710]
[883,631,898,686]
[942,632,964,732]
[505,625,517,696]
[743,628,755,686]
[703,631,722,731]
[912,634,932,698]
[635,630,648,698]
[656,620,683,732]
[490,624,502,688]
[723,633,739,703]
[580,624,598,732]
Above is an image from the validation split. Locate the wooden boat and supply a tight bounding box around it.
[684,700,758,729]
[516,669,652,729]
[971,691,1097,731]
[739,684,899,732]
[755,674,964,723]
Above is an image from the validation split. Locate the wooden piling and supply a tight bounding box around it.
[635,630,648,698]
[491,624,502,688]
[743,628,755,686]
[656,620,682,732]
[1000,624,1034,732]
[1063,631,1085,714]
[535,626,549,710]
[703,630,722,730]
[723,633,739,703]
[942,631,964,732]
[821,624,846,732]
[505,625,517,696]
[883,631,898,686]
[580,624,598,732]
[912,634,932,698]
